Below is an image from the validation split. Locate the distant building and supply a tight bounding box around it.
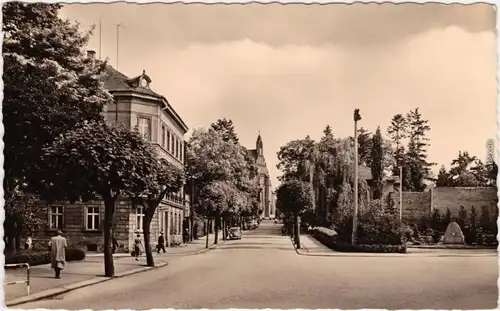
[38,51,189,252]
[247,134,274,218]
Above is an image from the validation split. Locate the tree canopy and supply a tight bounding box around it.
[276,179,315,215]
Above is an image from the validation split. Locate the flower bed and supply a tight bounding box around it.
[5,248,86,267]
[312,227,407,253]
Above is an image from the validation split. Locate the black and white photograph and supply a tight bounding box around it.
[2,2,498,310]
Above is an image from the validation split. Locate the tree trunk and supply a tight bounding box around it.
[222,218,226,241]
[205,218,209,249]
[103,199,116,277]
[214,213,220,245]
[294,213,301,249]
[189,215,194,242]
[143,208,155,267]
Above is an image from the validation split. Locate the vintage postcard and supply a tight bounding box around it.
[3,2,498,310]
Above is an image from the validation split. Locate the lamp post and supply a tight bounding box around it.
[399,166,403,222]
[352,109,362,245]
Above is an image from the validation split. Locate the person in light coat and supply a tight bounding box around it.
[48,230,67,279]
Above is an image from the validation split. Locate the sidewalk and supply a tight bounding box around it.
[294,234,498,258]
[4,232,224,306]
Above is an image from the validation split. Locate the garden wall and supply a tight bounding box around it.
[389,187,498,225]
[432,187,498,221]
[390,192,431,224]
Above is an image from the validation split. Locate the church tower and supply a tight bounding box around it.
[256,133,263,156]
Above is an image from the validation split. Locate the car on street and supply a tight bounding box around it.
[228,227,242,240]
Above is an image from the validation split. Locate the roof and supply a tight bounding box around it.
[99,62,189,133]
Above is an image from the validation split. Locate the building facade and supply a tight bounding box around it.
[37,51,189,252]
[247,134,275,219]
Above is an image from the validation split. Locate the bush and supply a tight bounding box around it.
[312,227,407,253]
[5,248,86,267]
[357,200,404,245]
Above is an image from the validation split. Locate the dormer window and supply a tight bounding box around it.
[126,69,152,89]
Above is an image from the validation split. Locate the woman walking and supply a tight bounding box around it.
[134,233,143,261]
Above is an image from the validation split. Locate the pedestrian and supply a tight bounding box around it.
[183,227,189,244]
[134,233,143,261]
[157,232,166,253]
[48,230,67,279]
[24,234,32,250]
[111,226,119,254]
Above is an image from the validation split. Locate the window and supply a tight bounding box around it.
[180,141,184,162]
[138,117,151,141]
[49,206,64,229]
[85,206,100,230]
[136,206,145,231]
[178,213,182,234]
[161,125,166,147]
[177,140,180,159]
[167,130,171,152]
[170,211,174,235]
[170,133,174,153]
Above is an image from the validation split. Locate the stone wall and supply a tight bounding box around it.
[390,192,431,224]
[389,187,498,225]
[431,187,498,222]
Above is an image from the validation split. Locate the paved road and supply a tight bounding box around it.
[17,221,498,309]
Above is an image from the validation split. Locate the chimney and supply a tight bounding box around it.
[87,50,96,67]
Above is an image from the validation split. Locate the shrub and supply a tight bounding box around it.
[357,200,404,245]
[5,248,86,267]
[312,227,407,253]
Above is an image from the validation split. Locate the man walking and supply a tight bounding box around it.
[48,230,67,279]
[157,232,166,253]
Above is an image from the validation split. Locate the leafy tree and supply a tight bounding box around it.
[276,136,317,182]
[357,127,372,166]
[186,128,251,245]
[39,121,157,277]
[436,165,451,187]
[470,206,477,227]
[210,118,239,144]
[405,108,434,191]
[370,127,384,199]
[134,159,184,267]
[3,2,112,251]
[276,179,315,249]
[457,206,468,229]
[430,209,443,232]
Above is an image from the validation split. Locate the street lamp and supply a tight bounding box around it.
[352,109,362,245]
[399,166,403,222]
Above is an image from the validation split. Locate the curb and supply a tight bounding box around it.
[5,262,168,307]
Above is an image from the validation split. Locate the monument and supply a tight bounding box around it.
[442,221,465,244]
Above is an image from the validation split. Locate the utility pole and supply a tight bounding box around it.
[352,109,362,245]
[115,23,122,70]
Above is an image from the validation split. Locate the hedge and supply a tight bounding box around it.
[312,227,407,253]
[5,248,86,267]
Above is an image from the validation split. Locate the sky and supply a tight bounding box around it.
[60,3,497,189]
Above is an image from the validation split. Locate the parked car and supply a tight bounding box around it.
[228,227,242,240]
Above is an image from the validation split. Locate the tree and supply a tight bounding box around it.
[3,2,112,251]
[276,136,317,182]
[370,127,384,199]
[39,121,157,277]
[387,114,408,175]
[186,128,250,245]
[210,118,239,144]
[357,127,372,166]
[436,165,451,187]
[470,205,477,227]
[405,108,434,191]
[276,180,315,249]
[480,206,491,231]
[457,206,468,229]
[135,159,184,267]
[444,207,452,225]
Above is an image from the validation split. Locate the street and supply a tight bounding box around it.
[16,221,498,310]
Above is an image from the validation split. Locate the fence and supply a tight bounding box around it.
[4,263,30,295]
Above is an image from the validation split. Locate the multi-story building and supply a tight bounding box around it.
[38,51,189,252]
[247,134,275,219]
